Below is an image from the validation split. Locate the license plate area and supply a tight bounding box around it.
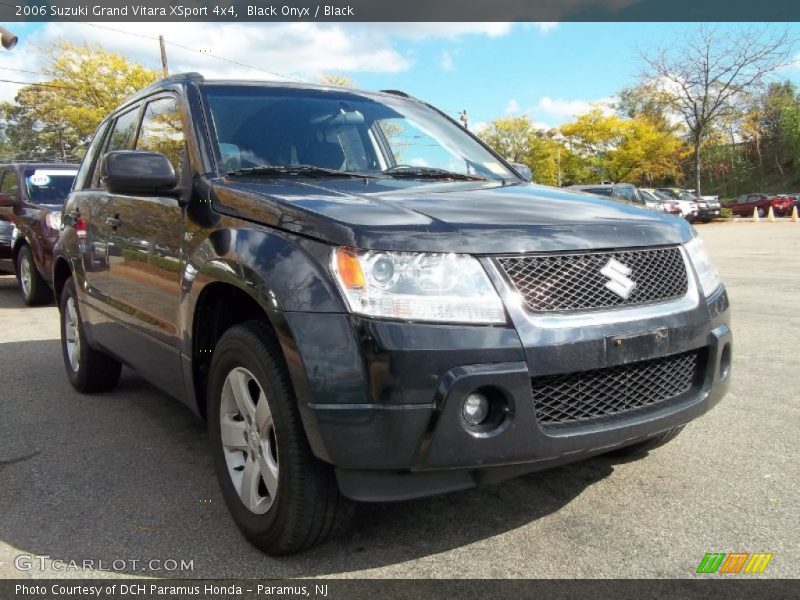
[605,327,669,366]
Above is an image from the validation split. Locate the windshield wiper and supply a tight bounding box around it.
[226,165,381,180]
[383,165,486,181]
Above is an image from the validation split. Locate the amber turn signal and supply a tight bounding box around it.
[334,248,366,289]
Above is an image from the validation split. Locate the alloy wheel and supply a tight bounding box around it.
[219,367,279,514]
[19,254,32,298]
[64,296,81,372]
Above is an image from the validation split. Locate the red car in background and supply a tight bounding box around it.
[730,193,794,218]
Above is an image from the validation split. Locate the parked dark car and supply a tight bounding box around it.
[786,193,800,216]
[678,191,721,222]
[0,163,78,303]
[54,74,732,555]
[730,193,794,218]
[568,182,647,207]
[639,188,682,216]
[0,220,13,273]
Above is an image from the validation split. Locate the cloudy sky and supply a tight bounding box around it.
[2,21,799,130]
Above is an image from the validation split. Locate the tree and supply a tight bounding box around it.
[559,109,685,185]
[477,116,570,185]
[761,81,800,170]
[478,116,537,164]
[0,41,158,161]
[317,73,356,88]
[638,26,795,194]
[618,81,676,133]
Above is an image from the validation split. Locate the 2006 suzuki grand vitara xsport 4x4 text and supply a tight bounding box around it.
[54,73,732,555]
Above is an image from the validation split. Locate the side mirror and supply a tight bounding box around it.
[509,162,532,182]
[0,192,15,207]
[101,151,178,196]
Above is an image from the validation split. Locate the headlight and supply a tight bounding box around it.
[331,248,506,324]
[684,236,721,297]
[45,212,61,231]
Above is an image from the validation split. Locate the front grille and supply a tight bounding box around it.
[497,247,688,312]
[531,350,701,426]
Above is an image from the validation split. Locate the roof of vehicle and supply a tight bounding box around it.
[129,71,425,109]
[0,162,79,170]
[569,183,636,189]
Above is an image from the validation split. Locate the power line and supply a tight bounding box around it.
[0,66,51,77]
[78,22,309,83]
[0,78,71,90]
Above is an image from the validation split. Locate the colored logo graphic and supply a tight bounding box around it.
[696,552,774,574]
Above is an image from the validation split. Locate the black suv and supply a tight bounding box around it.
[54,74,732,555]
[0,162,78,303]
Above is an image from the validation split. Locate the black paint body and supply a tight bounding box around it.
[54,76,732,501]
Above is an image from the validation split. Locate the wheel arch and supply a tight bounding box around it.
[52,256,73,306]
[185,271,332,463]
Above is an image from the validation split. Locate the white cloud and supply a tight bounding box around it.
[472,121,489,134]
[376,22,514,40]
[533,23,559,33]
[536,96,617,120]
[505,99,520,114]
[0,21,521,102]
[440,50,454,71]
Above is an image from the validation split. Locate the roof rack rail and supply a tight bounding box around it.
[380,89,413,98]
[160,72,204,83]
[0,158,78,164]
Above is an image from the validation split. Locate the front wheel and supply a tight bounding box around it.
[208,321,353,555]
[17,245,52,306]
[757,207,766,218]
[60,277,122,393]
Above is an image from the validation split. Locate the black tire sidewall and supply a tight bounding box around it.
[207,326,299,543]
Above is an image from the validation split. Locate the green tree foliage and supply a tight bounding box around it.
[0,41,158,161]
[559,110,686,185]
[317,73,357,88]
[477,116,578,186]
[638,26,794,194]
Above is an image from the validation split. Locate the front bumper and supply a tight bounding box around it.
[697,207,721,220]
[285,280,732,502]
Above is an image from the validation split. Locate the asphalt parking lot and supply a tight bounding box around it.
[0,221,798,579]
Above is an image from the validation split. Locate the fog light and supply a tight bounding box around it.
[462,392,490,426]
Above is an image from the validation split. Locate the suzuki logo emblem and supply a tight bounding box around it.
[600,258,636,299]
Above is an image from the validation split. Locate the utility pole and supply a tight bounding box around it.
[58,130,66,162]
[159,35,169,77]
[459,110,469,130]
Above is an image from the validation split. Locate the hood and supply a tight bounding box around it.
[211,177,693,254]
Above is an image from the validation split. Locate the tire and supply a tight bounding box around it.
[207,320,353,555]
[757,207,766,218]
[611,425,685,456]
[17,245,52,306]
[59,277,122,393]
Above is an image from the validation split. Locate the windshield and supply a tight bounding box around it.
[640,190,661,203]
[24,168,77,205]
[580,187,614,197]
[201,85,516,182]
